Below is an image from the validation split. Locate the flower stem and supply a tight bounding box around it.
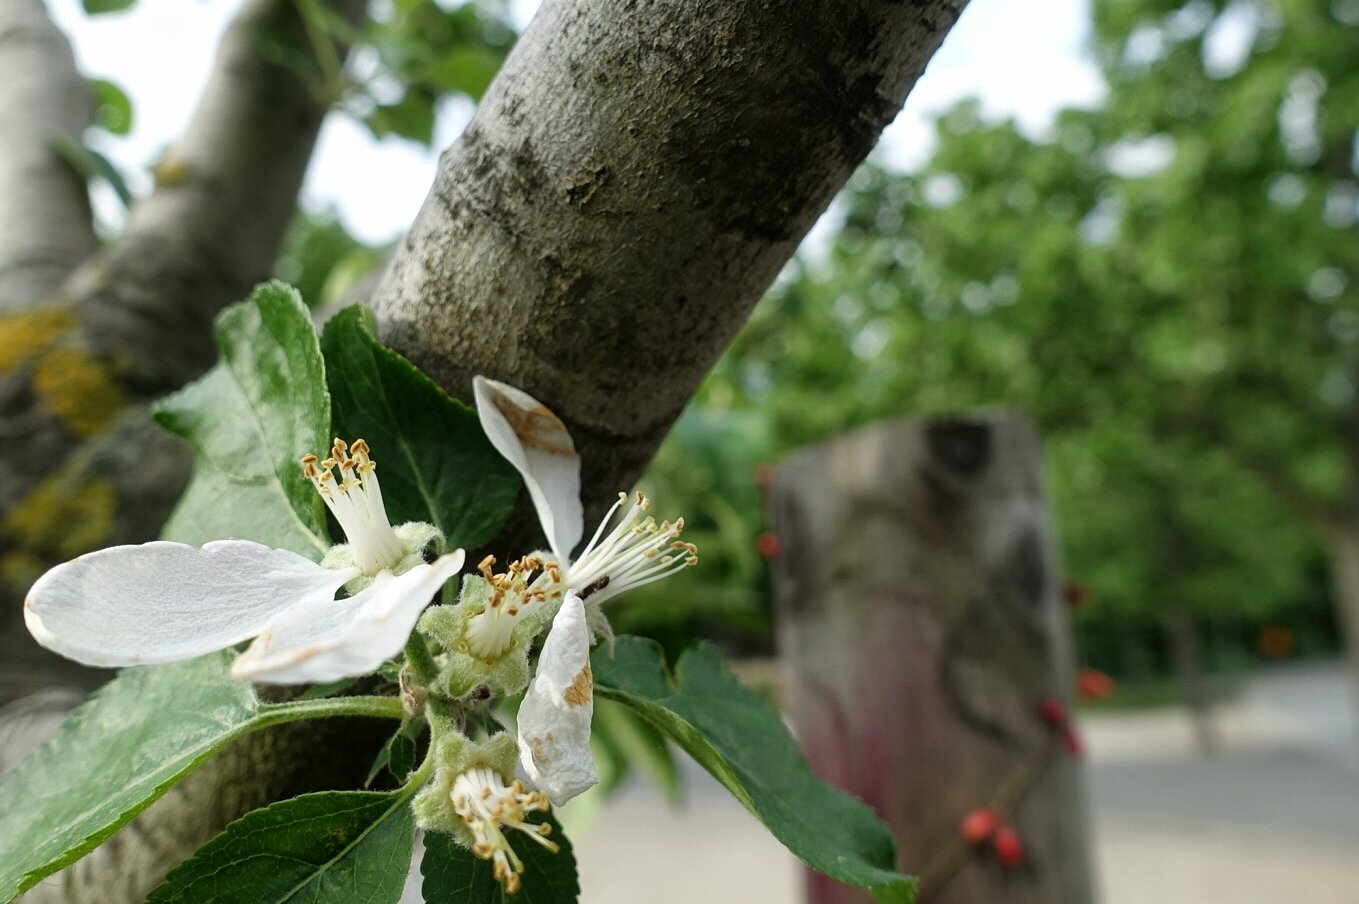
[404,634,439,685]
[257,693,405,727]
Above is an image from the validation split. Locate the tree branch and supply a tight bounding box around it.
[71,0,366,392]
[373,0,968,541]
[0,0,97,312]
[0,0,367,697]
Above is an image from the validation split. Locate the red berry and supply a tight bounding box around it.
[993,825,1024,869]
[1062,726,1083,757]
[756,532,781,558]
[959,808,999,845]
[1061,582,1090,606]
[1039,697,1068,727]
[1076,667,1116,701]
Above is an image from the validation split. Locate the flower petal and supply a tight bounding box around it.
[231,549,466,684]
[24,540,355,669]
[516,592,598,805]
[398,830,425,904]
[473,376,583,563]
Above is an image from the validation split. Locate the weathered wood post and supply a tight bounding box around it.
[768,415,1094,904]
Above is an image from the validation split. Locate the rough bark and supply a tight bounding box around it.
[768,416,1093,904]
[374,0,968,546]
[0,0,365,698]
[0,0,97,313]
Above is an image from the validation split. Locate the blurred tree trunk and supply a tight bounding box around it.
[1160,517,1218,756]
[5,0,971,900]
[1165,598,1218,756]
[769,416,1093,904]
[0,0,366,700]
[1323,524,1359,730]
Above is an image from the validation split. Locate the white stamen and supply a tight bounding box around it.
[451,766,558,893]
[464,555,561,659]
[565,491,696,604]
[302,438,404,575]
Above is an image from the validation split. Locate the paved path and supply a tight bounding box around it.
[573,661,1359,903]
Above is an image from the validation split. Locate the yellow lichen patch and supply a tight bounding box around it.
[4,471,116,561]
[0,307,76,374]
[31,347,128,437]
[152,156,189,186]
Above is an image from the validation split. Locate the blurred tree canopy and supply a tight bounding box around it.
[634,0,1358,682]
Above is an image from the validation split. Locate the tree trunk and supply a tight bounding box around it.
[0,0,96,313]
[373,0,968,543]
[1165,597,1218,756]
[768,416,1094,904]
[1324,523,1359,733]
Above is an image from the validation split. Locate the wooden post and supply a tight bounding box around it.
[768,416,1094,904]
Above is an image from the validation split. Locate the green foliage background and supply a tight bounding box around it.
[258,0,1356,684]
[625,0,1357,682]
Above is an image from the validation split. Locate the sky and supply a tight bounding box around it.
[48,0,1104,245]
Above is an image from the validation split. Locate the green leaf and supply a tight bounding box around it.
[81,0,135,14]
[366,722,420,787]
[0,655,257,900]
[593,697,682,803]
[593,637,917,904]
[48,134,133,207]
[366,90,436,145]
[432,45,503,100]
[295,677,359,700]
[421,814,578,904]
[91,78,133,134]
[147,791,415,904]
[156,281,331,557]
[321,305,519,549]
[0,654,403,901]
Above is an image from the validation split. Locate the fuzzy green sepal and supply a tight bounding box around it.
[416,573,547,700]
[323,521,445,593]
[413,732,519,839]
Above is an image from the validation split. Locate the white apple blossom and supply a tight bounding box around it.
[472,377,697,607]
[24,438,464,684]
[471,376,697,804]
[461,552,561,660]
[450,765,558,893]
